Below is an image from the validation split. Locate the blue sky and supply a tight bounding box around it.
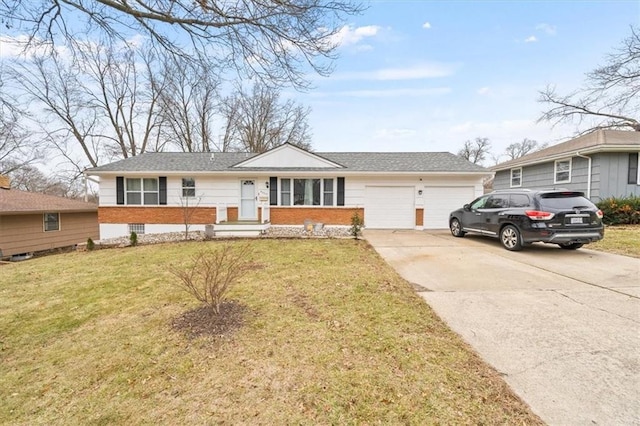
[295,0,639,162]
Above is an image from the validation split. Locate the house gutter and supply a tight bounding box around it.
[576,151,592,199]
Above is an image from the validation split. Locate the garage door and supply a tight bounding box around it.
[365,186,415,229]
[423,186,476,229]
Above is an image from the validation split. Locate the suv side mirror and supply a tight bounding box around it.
[463,204,471,211]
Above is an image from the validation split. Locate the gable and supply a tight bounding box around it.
[233,144,343,169]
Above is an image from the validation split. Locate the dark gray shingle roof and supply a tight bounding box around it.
[87,151,487,174]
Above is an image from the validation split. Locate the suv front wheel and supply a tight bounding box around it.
[450,218,465,237]
[500,225,523,251]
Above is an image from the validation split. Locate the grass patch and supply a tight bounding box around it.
[589,225,640,258]
[0,240,541,424]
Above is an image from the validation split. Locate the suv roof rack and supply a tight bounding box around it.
[491,189,532,193]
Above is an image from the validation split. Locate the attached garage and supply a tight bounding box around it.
[423,186,476,229]
[364,186,415,229]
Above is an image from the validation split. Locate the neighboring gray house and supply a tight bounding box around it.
[491,130,640,201]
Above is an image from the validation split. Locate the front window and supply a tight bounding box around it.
[323,179,334,206]
[182,177,196,197]
[510,168,522,187]
[126,178,158,205]
[554,159,571,184]
[281,179,291,205]
[294,179,321,205]
[44,213,59,231]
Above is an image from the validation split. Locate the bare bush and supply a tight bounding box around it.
[169,244,254,315]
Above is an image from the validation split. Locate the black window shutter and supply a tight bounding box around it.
[116,176,124,205]
[269,177,278,206]
[337,177,345,206]
[159,176,167,205]
[629,153,639,184]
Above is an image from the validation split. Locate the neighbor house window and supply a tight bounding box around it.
[510,168,522,187]
[128,224,145,235]
[182,177,196,197]
[126,178,158,205]
[554,159,572,184]
[44,213,59,231]
[629,153,639,185]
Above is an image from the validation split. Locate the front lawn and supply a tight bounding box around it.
[589,225,640,258]
[0,240,541,424]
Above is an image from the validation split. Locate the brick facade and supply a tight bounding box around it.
[270,207,363,225]
[99,207,217,224]
[99,206,424,227]
[415,208,424,227]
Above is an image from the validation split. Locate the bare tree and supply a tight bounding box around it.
[539,26,640,133]
[0,106,42,175]
[158,58,220,152]
[8,41,166,173]
[1,0,364,90]
[9,53,102,169]
[220,83,312,153]
[178,190,203,240]
[458,137,492,165]
[77,42,166,158]
[504,138,548,160]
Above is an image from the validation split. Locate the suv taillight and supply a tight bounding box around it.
[525,210,555,220]
[596,209,603,219]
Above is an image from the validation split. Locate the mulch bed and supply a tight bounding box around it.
[171,301,248,341]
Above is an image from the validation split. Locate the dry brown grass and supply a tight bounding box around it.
[589,225,640,258]
[0,239,542,424]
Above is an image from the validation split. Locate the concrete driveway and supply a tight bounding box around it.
[364,229,640,426]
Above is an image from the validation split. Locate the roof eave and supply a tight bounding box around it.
[491,144,640,171]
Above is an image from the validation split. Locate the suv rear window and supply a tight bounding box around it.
[539,193,595,210]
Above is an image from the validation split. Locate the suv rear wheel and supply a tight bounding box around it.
[500,225,522,251]
[450,218,465,237]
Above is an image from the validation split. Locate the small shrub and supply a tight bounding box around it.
[86,238,95,251]
[350,211,363,239]
[596,195,640,225]
[168,244,254,315]
[130,231,138,246]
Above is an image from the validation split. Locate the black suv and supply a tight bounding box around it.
[449,189,604,251]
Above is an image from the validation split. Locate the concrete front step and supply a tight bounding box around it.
[212,222,270,237]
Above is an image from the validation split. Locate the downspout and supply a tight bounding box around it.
[576,151,592,199]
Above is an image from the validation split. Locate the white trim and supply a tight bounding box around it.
[554,158,572,184]
[510,167,522,188]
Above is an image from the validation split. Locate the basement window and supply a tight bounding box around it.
[44,213,60,232]
[128,224,145,235]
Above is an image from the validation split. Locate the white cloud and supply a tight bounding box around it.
[524,35,537,43]
[536,23,557,35]
[331,63,457,81]
[330,24,381,47]
[477,87,490,95]
[422,21,432,29]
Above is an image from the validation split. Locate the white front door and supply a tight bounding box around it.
[240,180,257,220]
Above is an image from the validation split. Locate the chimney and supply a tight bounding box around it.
[0,174,10,190]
